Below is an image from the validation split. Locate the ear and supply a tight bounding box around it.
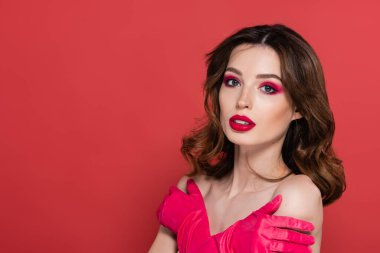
[291,107,303,121]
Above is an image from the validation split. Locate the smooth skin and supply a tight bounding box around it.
[148,44,323,253]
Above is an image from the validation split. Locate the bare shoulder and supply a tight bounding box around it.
[273,174,323,252]
[176,173,212,195]
[176,175,191,192]
[273,174,323,220]
[275,174,322,201]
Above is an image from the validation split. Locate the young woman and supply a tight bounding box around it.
[148,24,345,253]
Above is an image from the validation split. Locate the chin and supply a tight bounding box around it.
[225,134,258,146]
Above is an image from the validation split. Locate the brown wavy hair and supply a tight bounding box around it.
[180,24,346,206]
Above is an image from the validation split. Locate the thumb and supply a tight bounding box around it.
[256,195,282,215]
[186,178,201,195]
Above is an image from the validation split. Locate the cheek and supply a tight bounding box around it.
[219,89,237,113]
[259,101,294,132]
[218,89,234,128]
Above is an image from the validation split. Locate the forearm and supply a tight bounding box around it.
[148,226,178,253]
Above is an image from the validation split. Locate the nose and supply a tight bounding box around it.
[236,89,252,109]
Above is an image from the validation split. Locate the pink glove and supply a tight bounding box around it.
[157,178,315,253]
[156,179,204,234]
[157,178,218,253]
[219,195,315,253]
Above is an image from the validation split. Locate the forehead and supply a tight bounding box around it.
[227,44,282,78]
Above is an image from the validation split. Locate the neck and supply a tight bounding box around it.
[221,140,292,198]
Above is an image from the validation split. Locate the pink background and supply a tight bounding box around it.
[1,0,379,252]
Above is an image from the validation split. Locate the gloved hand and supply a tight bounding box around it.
[220,195,315,253]
[157,178,315,253]
[157,178,218,253]
[156,178,205,234]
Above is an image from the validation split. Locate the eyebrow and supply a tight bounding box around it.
[225,67,282,82]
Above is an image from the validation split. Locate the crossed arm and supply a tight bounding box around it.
[272,174,323,253]
[148,174,323,253]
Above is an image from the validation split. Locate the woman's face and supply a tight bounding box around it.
[219,44,302,148]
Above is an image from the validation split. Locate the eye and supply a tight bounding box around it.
[259,83,278,94]
[223,76,240,87]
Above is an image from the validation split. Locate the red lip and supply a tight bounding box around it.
[229,115,256,132]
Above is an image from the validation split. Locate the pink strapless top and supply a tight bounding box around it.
[175,180,258,252]
[158,178,315,253]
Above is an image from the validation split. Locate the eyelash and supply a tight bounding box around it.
[223,77,279,95]
[259,83,278,95]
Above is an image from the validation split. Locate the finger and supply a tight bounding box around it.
[256,195,282,215]
[270,240,312,253]
[269,215,314,232]
[268,227,315,245]
[186,178,202,195]
[168,186,187,198]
